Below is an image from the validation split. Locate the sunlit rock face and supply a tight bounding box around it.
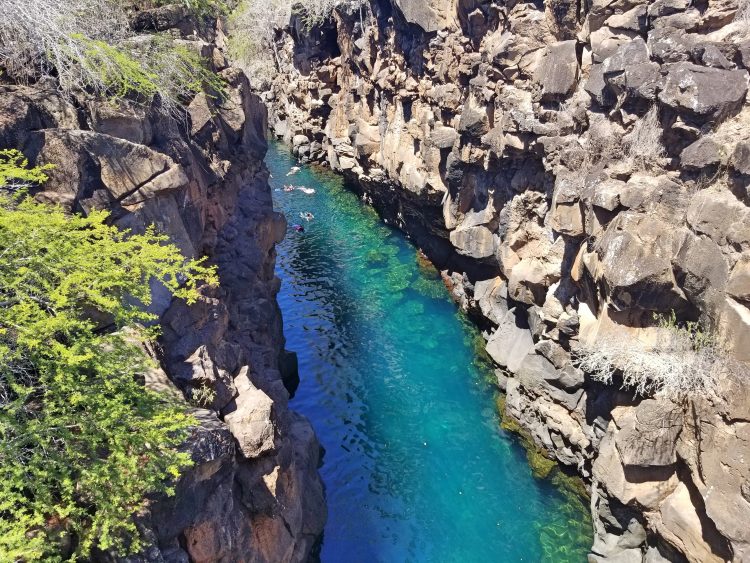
[264,0,750,560]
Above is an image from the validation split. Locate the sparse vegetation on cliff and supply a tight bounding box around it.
[623,106,665,171]
[0,0,225,113]
[576,312,735,400]
[228,0,361,84]
[0,155,217,559]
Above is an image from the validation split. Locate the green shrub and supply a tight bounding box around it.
[154,0,230,16]
[71,34,160,100]
[148,38,228,108]
[0,159,217,559]
[0,150,55,192]
[0,0,225,114]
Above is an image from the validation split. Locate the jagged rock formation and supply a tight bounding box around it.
[1,6,325,562]
[262,0,750,560]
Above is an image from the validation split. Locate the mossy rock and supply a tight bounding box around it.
[496,393,591,501]
[527,449,557,479]
[415,250,440,278]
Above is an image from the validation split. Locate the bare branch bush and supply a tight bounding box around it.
[576,313,743,401]
[0,0,129,89]
[229,0,294,86]
[623,106,665,171]
[579,118,622,172]
[229,0,365,85]
[299,0,340,27]
[0,0,224,114]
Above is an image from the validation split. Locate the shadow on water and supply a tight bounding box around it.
[268,141,592,563]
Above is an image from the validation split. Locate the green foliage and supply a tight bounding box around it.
[0,150,55,192]
[67,34,226,110]
[150,39,228,104]
[72,34,158,99]
[189,384,217,407]
[0,187,218,559]
[653,310,713,351]
[72,34,160,100]
[153,0,230,16]
[1,0,226,113]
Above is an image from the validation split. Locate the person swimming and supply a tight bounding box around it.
[297,186,316,195]
[299,212,314,222]
[292,224,305,233]
[283,185,296,192]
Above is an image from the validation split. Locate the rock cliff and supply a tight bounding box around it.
[1,5,325,562]
[262,0,750,560]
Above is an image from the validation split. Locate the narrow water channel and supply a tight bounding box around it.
[268,142,591,562]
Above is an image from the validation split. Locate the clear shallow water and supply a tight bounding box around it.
[268,142,591,563]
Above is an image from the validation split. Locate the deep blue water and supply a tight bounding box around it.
[268,142,590,562]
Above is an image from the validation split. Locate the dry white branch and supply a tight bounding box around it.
[0,0,225,118]
[623,106,665,171]
[0,0,129,91]
[576,325,737,401]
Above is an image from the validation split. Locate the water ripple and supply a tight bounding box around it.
[269,143,591,562]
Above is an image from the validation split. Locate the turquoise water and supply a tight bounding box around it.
[268,142,591,562]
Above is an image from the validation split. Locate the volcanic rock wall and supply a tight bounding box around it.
[263,0,750,560]
[1,5,324,562]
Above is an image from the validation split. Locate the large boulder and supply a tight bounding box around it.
[26,129,188,210]
[458,95,490,137]
[223,367,277,459]
[429,125,459,149]
[730,140,750,176]
[591,213,689,312]
[472,277,509,325]
[658,63,748,121]
[393,0,455,32]
[534,40,579,101]
[680,136,724,170]
[686,187,750,250]
[485,309,535,373]
[449,225,496,258]
[601,38,662,102]
[90,100,153,145]
[655,482,728,563]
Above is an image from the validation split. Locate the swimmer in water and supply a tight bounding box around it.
[292,224,305,233]
[299,212,314,222]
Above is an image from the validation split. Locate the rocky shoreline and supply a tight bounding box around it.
[1,5,325,561]
[262,0,750,561]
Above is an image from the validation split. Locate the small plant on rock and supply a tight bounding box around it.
[623,106,665,171]
[576,311,736,401]
[190,384,217,407]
